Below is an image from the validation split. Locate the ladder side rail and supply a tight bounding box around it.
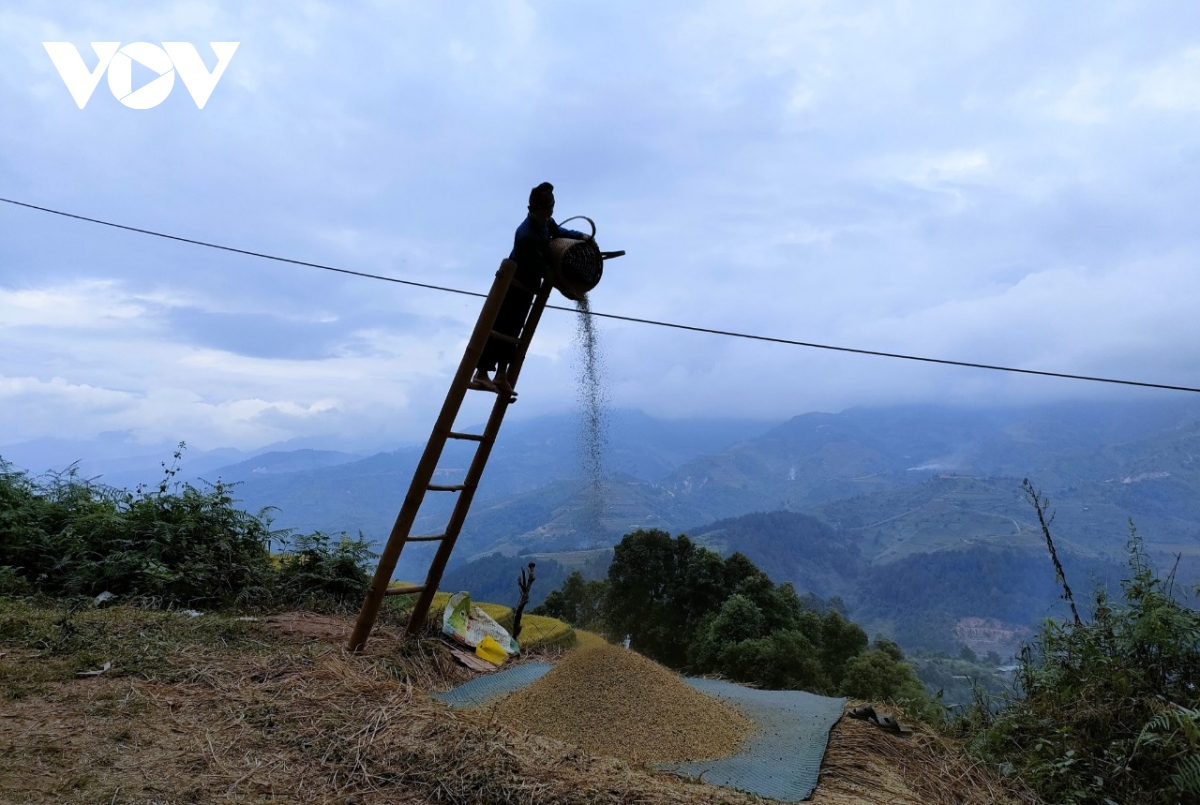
[348,259,518,652]
[402,277,557,637]
[503,276,556,388]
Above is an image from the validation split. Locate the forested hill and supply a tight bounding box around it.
[445,506,1133,654]
[88,398,1185,565]
[449,399,1200,570]
[690,511,860,601]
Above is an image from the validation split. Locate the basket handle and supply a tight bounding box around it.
[557,215,596,240]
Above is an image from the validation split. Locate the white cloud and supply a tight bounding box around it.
[3,1,1200,451]
[895,150,993,192]
[1135,48,1200,111]
[0,280,150,328]
[1053,69,1112,124]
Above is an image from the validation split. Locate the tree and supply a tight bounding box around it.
[819,610,869,687]
[580,527,928,703]
[874,635,906,662]
[533,570,607,629]
[689,593,767,672]
[604,529,714,666]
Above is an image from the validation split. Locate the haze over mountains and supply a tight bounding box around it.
[4,398,1198,652]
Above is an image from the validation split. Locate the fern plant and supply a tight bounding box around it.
[1135,703,1200,798]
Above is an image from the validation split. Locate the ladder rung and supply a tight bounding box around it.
[407,533,447,542]
[427,483,467,492]
[488,330,520,344]
[385,584,427,596]
[447,431,485,442]
[510,279,535,293]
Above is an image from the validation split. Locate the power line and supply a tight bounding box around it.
[0,197,484,300]
[4,196,1199,395]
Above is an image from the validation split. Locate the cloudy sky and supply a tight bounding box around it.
[3,1,1200,459]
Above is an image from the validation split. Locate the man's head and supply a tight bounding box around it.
[528,182,555,224]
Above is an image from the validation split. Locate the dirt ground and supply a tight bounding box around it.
[0,608,1032,804]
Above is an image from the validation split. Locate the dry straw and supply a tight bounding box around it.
[1,607,1033,804]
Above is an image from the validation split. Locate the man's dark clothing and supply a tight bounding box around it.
[478,215,585,371]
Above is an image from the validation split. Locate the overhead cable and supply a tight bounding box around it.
[3,196,1198,395]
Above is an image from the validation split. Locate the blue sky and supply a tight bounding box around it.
[3,1,1200,458]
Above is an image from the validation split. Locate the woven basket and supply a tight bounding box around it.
[548,216,603,297]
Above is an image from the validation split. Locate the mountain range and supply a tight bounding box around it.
[5,399,1199,653]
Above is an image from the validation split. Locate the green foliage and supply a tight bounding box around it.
[0,447,375,612]
[875,635,906,662]
[817,609,870,685]
[532,570,608,630]
[710,594,765,643]
[604,529,707,667]
[840,647,942,723]
[907,652,1012,712]
[274,531,375,608]
[562,527,935,710]
[0,449,277,607]
[964,527,1200,805]
[0,565,34,597]
[1136,704,1200,798]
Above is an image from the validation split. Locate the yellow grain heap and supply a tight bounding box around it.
[489,644,754,763]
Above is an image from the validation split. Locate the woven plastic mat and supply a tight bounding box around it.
[433,661,843,802]
[658,678,845,802]
[432,661,552,709]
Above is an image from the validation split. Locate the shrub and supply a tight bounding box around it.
[273,531,375,609]
[0,451,277,607]
[840,647,941,722]
[0,447,372,611]
[965,525,1200,805]
[0,566,34,598]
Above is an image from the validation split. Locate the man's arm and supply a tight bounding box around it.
[548,219,588,240]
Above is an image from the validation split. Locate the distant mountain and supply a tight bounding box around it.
[15,400,1193,653]
[195,449,366,482]
[453,401,1200,563]
[0,434,257,492]
[850,544,1125,651]
[200,410,770,551]
[438,554,572,611]
[446,504,1131,654]
[655,400,1200,524]
[170,400,1200,589]
[690,511,860,600]
[435,399,1200,653]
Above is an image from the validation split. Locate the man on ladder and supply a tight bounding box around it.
[470,181,588,402]
[347,181,603,652]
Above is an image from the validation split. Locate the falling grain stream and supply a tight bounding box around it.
[574,294,607,542]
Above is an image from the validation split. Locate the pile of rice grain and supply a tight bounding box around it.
[488,644,754,763]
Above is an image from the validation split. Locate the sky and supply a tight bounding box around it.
[3,1,1200,460]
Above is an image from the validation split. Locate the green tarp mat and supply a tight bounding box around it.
[433,661,844,802]
[660,678,844,802]
[432,661,552,709]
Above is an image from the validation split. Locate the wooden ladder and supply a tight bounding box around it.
[347,259,553,651]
